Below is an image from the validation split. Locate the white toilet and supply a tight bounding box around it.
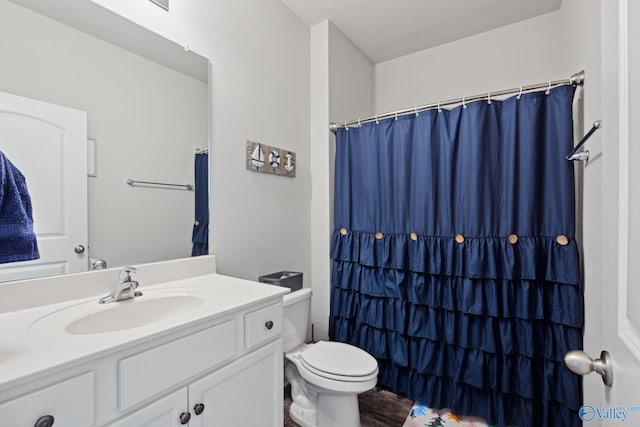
[283,288,378,427]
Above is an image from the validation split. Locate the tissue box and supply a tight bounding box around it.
[258,271,303,291]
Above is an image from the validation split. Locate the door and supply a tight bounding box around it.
[584,0,640,424]
[0,91,88,281]
[188,341,283,427]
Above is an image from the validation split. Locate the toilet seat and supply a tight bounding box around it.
[297,341,378,382]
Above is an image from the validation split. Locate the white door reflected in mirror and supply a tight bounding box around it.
[0,91,88,282]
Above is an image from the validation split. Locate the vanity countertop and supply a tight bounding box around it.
[0,271,289,393]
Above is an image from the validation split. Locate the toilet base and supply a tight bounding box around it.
[289,400,317,427]
[316,392,361,427]
[286,361,318,427]
[285,359,369,427]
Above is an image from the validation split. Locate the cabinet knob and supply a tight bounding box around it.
[265,320,274,330]
[193,403,205,415]
[34,415,55,427]
[179,412,191,425]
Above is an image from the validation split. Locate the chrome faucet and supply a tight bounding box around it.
[99,267,143,304]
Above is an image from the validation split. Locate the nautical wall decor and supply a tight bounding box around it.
[246,140,296,177]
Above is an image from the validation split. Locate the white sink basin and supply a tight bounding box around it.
[29,289,208,335]
[66,295,205,334]
[0,346,21,363]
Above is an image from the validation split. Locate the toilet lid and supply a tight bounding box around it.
[299,341,378,378]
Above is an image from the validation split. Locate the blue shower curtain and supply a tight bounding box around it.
[191,151,209,256]
[329,85,583,427]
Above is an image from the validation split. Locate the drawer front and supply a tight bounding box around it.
[0,372,94,427]
[245,303,282,350]
[119,320,235,410]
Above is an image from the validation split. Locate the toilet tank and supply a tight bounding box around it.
[282,288,312,352]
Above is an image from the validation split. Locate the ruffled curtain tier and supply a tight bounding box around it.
[331,230,580,286]
[331,257,583,329]
[331,286,582,361]
[330,307,581,404]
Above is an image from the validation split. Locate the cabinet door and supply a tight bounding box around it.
[107,388,188,427]
[189,340,283,427]
[0,372,94,427]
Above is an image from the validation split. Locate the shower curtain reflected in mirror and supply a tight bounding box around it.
[192,150,209,256]
[330,85,583,427]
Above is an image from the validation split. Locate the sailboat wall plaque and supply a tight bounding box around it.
[246,140,296,177]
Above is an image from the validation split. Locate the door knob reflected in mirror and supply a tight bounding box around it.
[564,350,613,386]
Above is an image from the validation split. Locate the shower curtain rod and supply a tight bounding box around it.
[329,70,585,133]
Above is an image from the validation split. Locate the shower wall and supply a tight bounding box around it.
[374,11,565,112]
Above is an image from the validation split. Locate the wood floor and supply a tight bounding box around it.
[284,386,414,427]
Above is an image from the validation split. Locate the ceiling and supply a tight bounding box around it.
[281,0,563,63]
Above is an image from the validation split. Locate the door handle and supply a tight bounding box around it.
[564,350,613,386]
[74,245,86,254]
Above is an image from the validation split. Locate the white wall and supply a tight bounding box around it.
[329,25,375,125]
[374,11,565,112]
[0,0,208,268]
[309,21,331,340]
[88,0,312,285]
[309,22,374,340]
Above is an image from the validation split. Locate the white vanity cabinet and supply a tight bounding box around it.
[105,301,283,427]
[107,338,283,427]
[109,310,284,427]
[0,262,289,427]
[0,298,285,427]
[109,340,283,427]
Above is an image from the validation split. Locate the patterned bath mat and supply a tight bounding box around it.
[402,402,497,427]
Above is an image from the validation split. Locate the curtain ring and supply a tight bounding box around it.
[394,111,398,121]
[344,121,349,131]
[462,97,467,109]
[546,81,551,95]
[517,86,523,100]
[487,91,492,104]
[414,106,419,117]
[375,114,379,125]
[357,117,361,127]
[437,101,442,113]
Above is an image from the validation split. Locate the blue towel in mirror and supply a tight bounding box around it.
[0,151,39,264]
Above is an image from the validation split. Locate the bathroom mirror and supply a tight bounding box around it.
[0,0,210,282]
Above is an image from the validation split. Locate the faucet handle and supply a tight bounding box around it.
[119,266,137,282]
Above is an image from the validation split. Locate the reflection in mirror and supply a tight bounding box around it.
[0,0,210,282]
